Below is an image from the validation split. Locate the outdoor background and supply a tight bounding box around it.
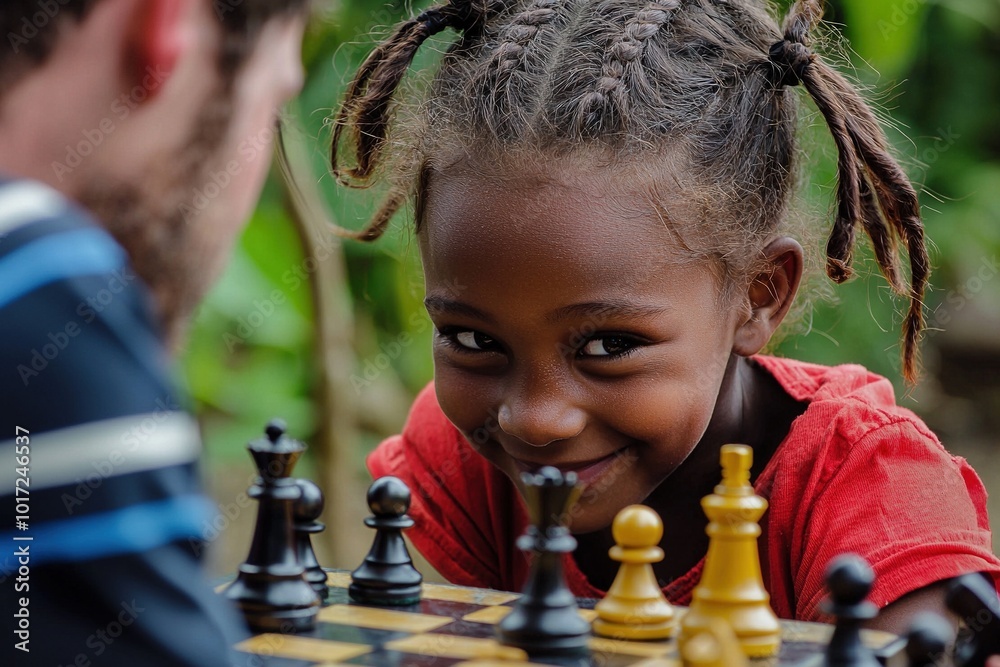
[182,0,1000,578]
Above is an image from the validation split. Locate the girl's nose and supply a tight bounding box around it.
[497,394,586,447]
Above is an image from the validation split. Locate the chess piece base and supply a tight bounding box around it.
[681,602,781,658]
[348,581,422,606]
[592,616,676,641]
[304,568,329,600]
[496,605,591,656]
[224,575,320,633]
[236,604,320,633]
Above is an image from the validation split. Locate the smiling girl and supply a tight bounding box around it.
[331,0,1000,632]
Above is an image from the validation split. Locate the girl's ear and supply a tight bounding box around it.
[732,237,804,357]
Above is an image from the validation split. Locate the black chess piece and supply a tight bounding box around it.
[821,554,880,667]
[294,478,328,600]
[225,420,321,632]
[496,466,591,657]
[946,573,1000,667]
[904,612,954,667]
[349,476,422,605]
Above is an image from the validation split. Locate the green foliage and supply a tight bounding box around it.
[184,0,1000,464]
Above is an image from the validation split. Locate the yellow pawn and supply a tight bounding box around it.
[592,505,676,640]
[679,445,780,657]
[681,618,748,667]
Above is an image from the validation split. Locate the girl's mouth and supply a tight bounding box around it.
[511,446,632,485]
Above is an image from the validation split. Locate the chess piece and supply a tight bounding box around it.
[682,618,748,667]
[680,444,780,658]
[904,612,954,667]
[947,573,1000,667]
[225,420,321,632]
[349,476,423,605]
[593,505,676,640]
[294,478,328,600]
[497,466,591,657]
[821,554,880,667]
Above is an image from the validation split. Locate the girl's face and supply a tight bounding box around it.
[420,163,745,534]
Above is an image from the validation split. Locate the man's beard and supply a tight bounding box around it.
[77,92,237,352]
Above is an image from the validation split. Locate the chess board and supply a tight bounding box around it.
[229,571,905,667]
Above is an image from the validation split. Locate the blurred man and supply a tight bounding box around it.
[0,1,308,664]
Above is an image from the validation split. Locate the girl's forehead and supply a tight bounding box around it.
[417,160,724,308]
[420,158,700,262]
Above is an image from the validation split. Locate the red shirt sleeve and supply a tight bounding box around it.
[755,356,1000,621]
[367,384,530,591]
[791,414,999,620]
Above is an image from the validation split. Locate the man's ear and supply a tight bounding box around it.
[125,0,192,100]
[732,237,804,357]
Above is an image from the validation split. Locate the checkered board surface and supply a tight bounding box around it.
[232,571,904,667]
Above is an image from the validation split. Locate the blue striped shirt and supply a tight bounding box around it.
[0,179,246,666]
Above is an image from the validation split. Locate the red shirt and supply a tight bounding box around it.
[368,355,1000,621]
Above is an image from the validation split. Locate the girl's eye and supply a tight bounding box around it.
[580,335,641,358]
[453,330,497,351]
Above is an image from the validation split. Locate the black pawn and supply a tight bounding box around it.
[904,612,954,667]
[225,420,320,632]
[497,466,591,657]
[349,476,422,605]
[946,573,1000,667]
[294,479,328,600]
[821,555,880,667]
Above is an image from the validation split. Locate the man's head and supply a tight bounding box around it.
[0,0,309,345]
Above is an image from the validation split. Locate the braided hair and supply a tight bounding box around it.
[332,0,930,384]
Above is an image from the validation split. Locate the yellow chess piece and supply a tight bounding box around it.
[592,505,676,640]
[681,618,748,667]
[679,444,780,657]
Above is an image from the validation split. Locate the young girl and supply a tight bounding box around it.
[331,0,1000,632]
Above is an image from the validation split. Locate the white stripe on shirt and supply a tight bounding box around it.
[0,180,70,236]
[0,411,202,493]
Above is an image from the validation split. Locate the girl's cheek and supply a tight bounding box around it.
[435,368,483,428]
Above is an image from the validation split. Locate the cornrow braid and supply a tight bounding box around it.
[472,0,562,140]
[770,0,929,383]
[576,0,680,136]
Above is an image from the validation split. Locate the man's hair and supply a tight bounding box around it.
[0,0,309,92]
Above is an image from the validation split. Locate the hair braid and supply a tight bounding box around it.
[491,0,558,73]
[332,2,504,188]
[773,0,929,383]
[330,1,509,240]
[471,0,562,139]
[576,0,680,136]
